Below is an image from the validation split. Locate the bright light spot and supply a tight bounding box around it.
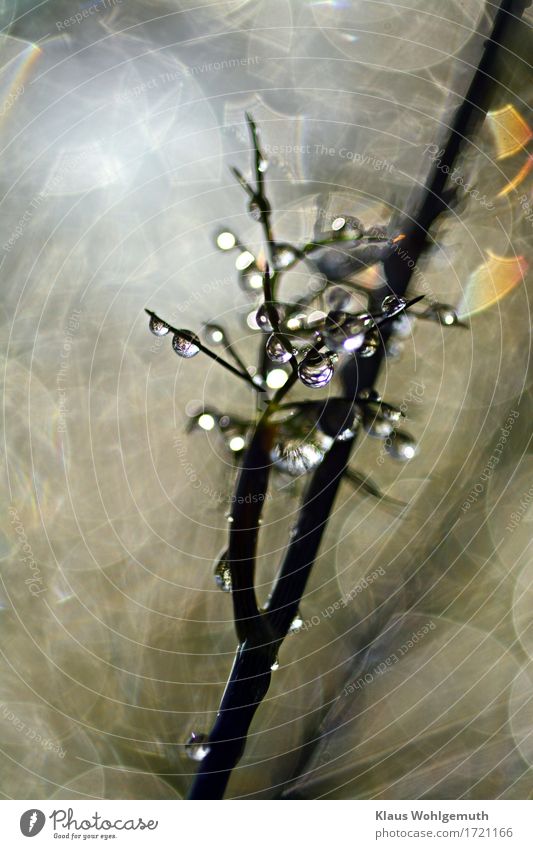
[403,445,416,459]
[286,313,306,330]
[332,217,345,231]
[211,329,224,343]
[267,369,288,389]
[217,231,236,251]
[343,334,364,352]
[443,313,455,326]
[249,273,263,289]
[235,251,255,271]
[229,436,245,452]
[198,414,215,431]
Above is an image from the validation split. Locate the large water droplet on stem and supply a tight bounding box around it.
[256,302,287,332]
[266,333,294,364]
[149,315,170,337]
[298,351,335,388]
[172,331,200,359]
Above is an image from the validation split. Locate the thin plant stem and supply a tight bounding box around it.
[185,0,528,800]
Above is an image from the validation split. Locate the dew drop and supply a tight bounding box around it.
[385,430,418,461]
[203,323,226,346]
[381,294,407,316]
[239,263,264,292]
[266,333,293,364]
[149,315,170,337]
[289,611,304,633]
[214,552,232,592]
[298,351,335,388]
[185,732,210,762]
[271,439,326,474]
[270,658,280,671]
[358,387,381,403]
[256,302,286,332]
[440,308,457,326]
[359,330,380,357]
[272,243,298,270]
[430,303,459,326]
[248,200,262,221]
[172,330,200,358]
[380,403,403,424]
[323,311,373,353]
[365,416,395,439]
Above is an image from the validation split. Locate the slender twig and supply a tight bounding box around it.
[186,0,527,800]
[145,309,260,392]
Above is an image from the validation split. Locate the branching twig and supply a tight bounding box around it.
[184,0,529,800]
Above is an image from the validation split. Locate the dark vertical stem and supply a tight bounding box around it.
[187,0,528,800]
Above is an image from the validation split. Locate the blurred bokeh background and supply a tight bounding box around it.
[0,0,532,799]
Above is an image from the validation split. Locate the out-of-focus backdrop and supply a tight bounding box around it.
[0,0,532,799]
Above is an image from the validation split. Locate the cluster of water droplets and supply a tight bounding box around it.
[148,313,201,359]
[268,400,363,476]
